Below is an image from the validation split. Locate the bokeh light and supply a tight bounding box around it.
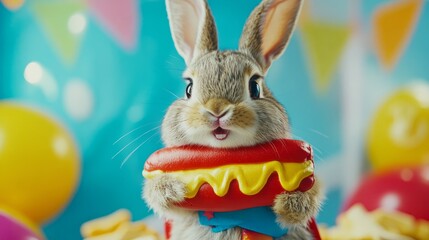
[68,12,87,35]
[63,79,94,120]
[127,105,144,123]
[24,62,43,84]
[379,193,400,212]
[421,165,429,183]
[399,168,413,182]
[53,136,69,157]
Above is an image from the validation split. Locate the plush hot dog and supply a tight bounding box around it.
[143,139,315,212]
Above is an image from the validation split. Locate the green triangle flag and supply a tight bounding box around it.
[299,21,350,94]
[32,1,86,65]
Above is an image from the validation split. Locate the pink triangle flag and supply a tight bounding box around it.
[87,0,140,51]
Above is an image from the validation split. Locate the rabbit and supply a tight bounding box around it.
[143,0,323,239]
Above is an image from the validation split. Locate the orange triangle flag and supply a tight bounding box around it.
[1,0,24,10]
[373,0,423,70]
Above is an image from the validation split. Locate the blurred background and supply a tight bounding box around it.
[0,0,428,239]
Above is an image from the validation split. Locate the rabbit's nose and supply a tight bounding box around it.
[204,98,233,118]
[208,109,229,119]
[207,108,232,128]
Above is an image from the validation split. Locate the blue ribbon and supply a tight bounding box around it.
[198,206,288,238]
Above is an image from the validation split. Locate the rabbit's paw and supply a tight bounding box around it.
[143,175,186,212]
[273,188,321,227]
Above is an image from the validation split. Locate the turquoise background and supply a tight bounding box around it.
[1,0,428,239]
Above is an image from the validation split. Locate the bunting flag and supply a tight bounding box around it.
[305,0,351,24]
[32,1,86,64]
[373,0,423,71]
[1,0,24,10]
[297,0,311,24]
[299,21,350,93]
[86,0,139,51]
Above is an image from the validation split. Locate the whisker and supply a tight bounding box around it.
[112,126,161,159]
[163,88,182,100]
[113,120,161,145]
[313,152,325,163]
[267,138,280,159]
[308,128,329,139]
[165,54,184,69]
[278,134,288,149]
[290,132,324,162]
[312,146,323,155]
[256,133,272,152]
[291,127,329,140]
[121,132,159,167]
[291,133,304,141]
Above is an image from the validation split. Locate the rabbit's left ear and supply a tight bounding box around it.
[166,0,218,66]
[239,0,303,72]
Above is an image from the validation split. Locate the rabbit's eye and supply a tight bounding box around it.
[185,81,193,99]
[249,75,261,99]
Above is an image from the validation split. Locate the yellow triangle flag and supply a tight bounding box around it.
[299,21,350,93]
[32,1,86,65]
[373,0,423,70]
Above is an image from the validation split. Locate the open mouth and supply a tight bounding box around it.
[212,127,230,140]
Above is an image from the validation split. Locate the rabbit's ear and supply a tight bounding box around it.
[239,0,302,71]
[166,0,218,65]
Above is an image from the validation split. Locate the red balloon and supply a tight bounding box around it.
[343,166,429,221]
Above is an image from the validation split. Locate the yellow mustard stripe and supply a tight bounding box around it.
[143,160,314,198]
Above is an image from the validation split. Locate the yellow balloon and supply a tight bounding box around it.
[367,82,429,172]
[0,102,80,224]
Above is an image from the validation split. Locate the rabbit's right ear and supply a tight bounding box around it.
[239,0,303,72]
[166,0,218,65]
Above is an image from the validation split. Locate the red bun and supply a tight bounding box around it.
[144,139,313,172]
